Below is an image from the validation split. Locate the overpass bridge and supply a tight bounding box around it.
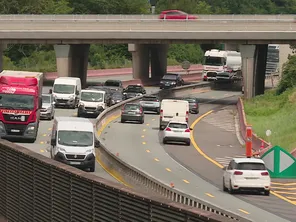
[0,14,294,98]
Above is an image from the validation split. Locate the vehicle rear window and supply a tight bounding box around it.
[168,123,188,129]
[104,81,120,87]
[163,74,177,80]
[236,163,266,170]
[184,98,195,103]
[124,104,140,111]
[142,96,158,101]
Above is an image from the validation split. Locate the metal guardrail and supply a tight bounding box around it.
[0,83,237,222]
[95,82,251,222]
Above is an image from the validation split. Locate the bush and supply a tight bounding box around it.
[277,55,296,94]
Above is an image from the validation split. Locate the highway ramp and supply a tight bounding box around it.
[100,89,290,222]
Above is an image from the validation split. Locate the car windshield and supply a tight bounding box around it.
[125,86,142,93]
[112,93,123,99]
[104,81,120,87]
[53,84,75,94]
[124,104,140,111]
[0,94,34,110]
[184,98,196,103]
[204,56,224,66]
[142,96,158,101]
[42,95,51,103]
[237,162,266,170]
[162,74,177,80]
[58,130,93,147]
[168,123,188,129]
[81,92,104,102]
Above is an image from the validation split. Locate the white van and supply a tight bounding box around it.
[159,99,189,130]
[53,77,81,108]
[77,89,106,117]
[50,117,96,172]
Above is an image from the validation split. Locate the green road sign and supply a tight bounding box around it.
[261,146,296,178]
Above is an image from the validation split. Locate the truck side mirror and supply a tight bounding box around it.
[76,91,79,95]
[95,140,100,147]
[50,138,56,146]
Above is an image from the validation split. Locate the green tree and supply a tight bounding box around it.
[277,55,296,94]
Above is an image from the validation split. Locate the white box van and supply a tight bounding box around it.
[50,117,96,172]
[159,99,189,130]
[53,77,81,108]
[77,89,106,117]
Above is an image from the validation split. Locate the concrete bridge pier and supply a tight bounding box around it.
[240,44,256,99]
[54,44,90,88]
[224,44,239,51]
[254,45,268,95]
[150,44,168,82]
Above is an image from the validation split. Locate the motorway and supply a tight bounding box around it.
[99,89,292,222]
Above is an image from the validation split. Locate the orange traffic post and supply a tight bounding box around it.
[246,125,252,158]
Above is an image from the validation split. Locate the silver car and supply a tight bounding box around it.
[41,94,55,120]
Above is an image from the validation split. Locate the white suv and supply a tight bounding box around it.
[162,121,192,146]
[223,158,271,196]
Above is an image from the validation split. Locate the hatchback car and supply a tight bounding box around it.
[40,93,55,120]
[159,10,198,20]
[160,73,184,89]
[223,158,271,196]
[121,103,144,124]
[183,97,199,114]
[110,92,124,105]
[123,84,146,99]
[139,95,160,114]
[162,121,192,146]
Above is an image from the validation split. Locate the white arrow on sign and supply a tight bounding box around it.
[279,150,294,173]
[262,150,274,172]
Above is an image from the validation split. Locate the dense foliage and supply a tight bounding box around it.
[1,0,294,72]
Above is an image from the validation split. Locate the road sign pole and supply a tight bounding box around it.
[246,126,252,158]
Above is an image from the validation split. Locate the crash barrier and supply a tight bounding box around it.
[95,82,251,222]
[0,82,235,222]
[237,98,296,158]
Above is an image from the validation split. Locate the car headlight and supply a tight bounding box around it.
[136,93,142,96]
[123,92,127,95]
[59,148,66,152]
[85,149,93,154]
[27,126,35,131]
[171,82,176,84]
[47,107,52,111]
[69,95,75,100]
[79,102,84,107]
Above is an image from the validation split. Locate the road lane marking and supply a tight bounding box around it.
[152,118,155,121]
[274,191,296,195]
[190,110,296,206]
[146,123,149,126]
[48,128,52,130]
[287,196,296,200]
[166,168,171,172]
[238,209,250,215]
[271,182,296,186]
[205,193,214,198]
[190,110,224,168]
[40,150,44,153]
[43,134,47,136]
[143,129,146,132]
[146,149,150,153]
[272,186,296,190]
[142,142,146,145]
[154,158,159,162]
[40,141,44,144]
[183,179,190,184]
[141,135,145,138]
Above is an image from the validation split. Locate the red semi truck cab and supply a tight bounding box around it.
[0,71,43,142]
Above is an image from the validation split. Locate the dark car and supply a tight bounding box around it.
[110,92,124,105]
[183,97,199,114]
[160,73,184,89]
[87,86,113,106]
[104,79,123,93]
[121,103,144,124]
[123,84,146,99]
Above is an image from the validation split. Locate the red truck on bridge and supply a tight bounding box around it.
[0,70,43,142]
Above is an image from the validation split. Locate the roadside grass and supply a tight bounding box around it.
[243,88,296,152]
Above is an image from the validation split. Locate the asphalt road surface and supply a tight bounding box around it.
[100,89,290,222]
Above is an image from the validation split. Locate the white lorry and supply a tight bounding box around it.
[159,99,189,130]
[202,49,242,81]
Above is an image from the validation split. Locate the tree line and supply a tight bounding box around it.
[1,0,294,72]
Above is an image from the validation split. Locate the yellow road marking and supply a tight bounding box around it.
[142,142,146,145]
[183,179,190,184]
[152,119,155,121]
[154,158,159,162]
[205,193,214,198]
[40,150,44,153]
[272,186,296,190]
[141,135,145,138]
[274,191,296,195]
[146,149,150,153]
[190,110,224,168]
[48,128,52,130]
[286,196,296,200]
[43,134,47,136]
[40,141,44,144]
[146,123,149,126]
[271,182,296,186]
[238,209,250,215]
[166,168,171,172]
[143,129,146,132]
[190,110,296,206]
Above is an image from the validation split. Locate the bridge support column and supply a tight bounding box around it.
[54,44,90,88]
[254,45,268,95]
[150,44,168,82]
[0,44,6,72]
[129,44,150,83]
[224,44,239,51]
[240,44,256,99]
